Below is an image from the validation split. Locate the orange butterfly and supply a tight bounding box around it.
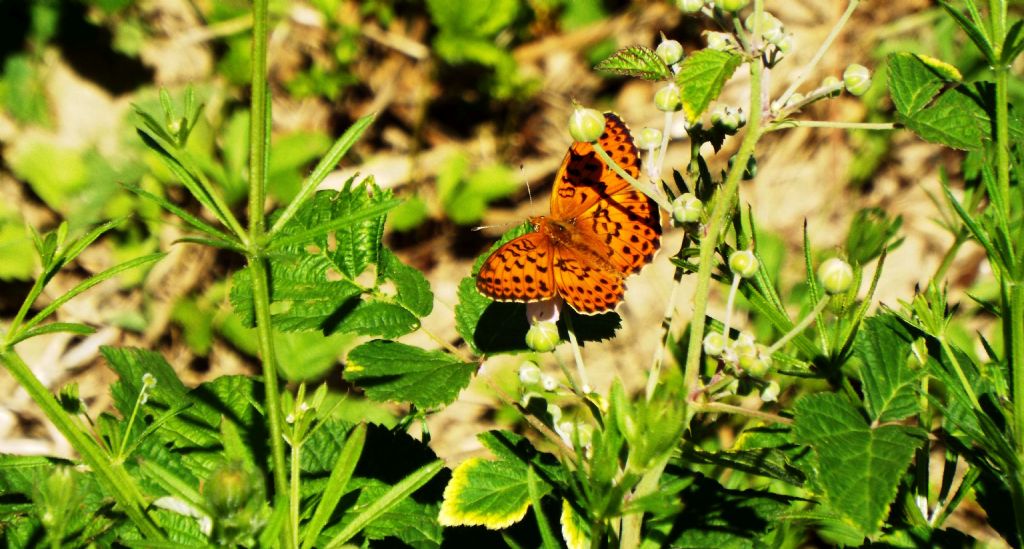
[476,113,662,315]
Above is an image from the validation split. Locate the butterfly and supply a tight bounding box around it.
[475,113,662,315]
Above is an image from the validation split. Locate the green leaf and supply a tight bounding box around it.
[10,322,96,346]
[301,423,366,549]
[887,53,950,116]
[675,49,742,124]
[101,346,190,417]
[681,444,805,486]
[426,0,518,38]
[794,393,923,536]
[323,461,445,549]
[437,155,521,225]
[438,456,532,529]
[855,315,923,422]
[389,195,429,232]
[232,184,425,338]
[937,0,996,62]
[345,340,476,408]
[594,46,672,81]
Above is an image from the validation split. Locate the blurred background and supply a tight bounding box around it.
[0,0,1012,507]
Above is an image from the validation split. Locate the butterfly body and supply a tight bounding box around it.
[476,114,662,315]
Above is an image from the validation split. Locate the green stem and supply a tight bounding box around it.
[776,0,860,107]
[646,240,689,401]
[993,64,1010,220]
[683,47,765,408]
[593,144,673,212]
[721,274,742,341]
[248,256,291,544]
[1010,282,1024,452]
[7,274,47,340]
[290,433,301,549]
[0,350,165,540]
[772,120,896,131]
[765,296,831,356]
[116,386,147,462]
[563,313,591,393]
[249,0,270,236]
[691,400,793,425]
[938,336,982,413]
[617,456,668,549]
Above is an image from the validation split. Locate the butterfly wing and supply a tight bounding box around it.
[476,232,558,303]
[551,243,625,314]
[551,112,662,274]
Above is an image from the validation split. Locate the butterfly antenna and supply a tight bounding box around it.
[471,223,504,232]
[520,163,533,205]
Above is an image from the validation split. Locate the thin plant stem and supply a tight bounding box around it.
[1010,283,1024,451]
[765,296,831,356]
[563,313,591,393]
[654,111,675,180]
[249,0,270,236]
[692,400,793,425]
[938,336,982,413]
[115,387,147,462]
[771,120,896,131]
[646,244,688,401]
[290,434,302,549]
[0,350,165,540]
[777,0,861,107]
[721,274,742,341]
[592,144,673,212]
[683,13,766,406]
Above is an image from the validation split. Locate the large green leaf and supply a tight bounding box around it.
[855,315,923,422]
[794,394,922,537]
[345,341,476,408]
[675,49,742,124]
[230,183,431,338]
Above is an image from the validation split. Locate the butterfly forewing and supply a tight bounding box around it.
[476,232,558,303]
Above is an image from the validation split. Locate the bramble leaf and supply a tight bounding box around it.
[438,457,532,529]
[794,394,922,537]
[595,46,672,81]
[675,49,742,124]
[345,340,476,408]
[855,315,923,422]
[231,182,432,338]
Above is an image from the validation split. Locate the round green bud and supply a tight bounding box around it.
[744,11,782,33]
[204,462,258,516]
[817,257,854,294]
[729,250,758,278]
[703,332,726,357]
[821,75,842,90]
[712,105,743,131]
[733,332,757,357]
[739,354,770,377]
[541,374,559,392]
[526,321,560,353]
[719,0,749,12]
[843,64,872,96]
[672,193,703,224]
[762,26,787,46]
[518,361,541,385]
[635,127,663,149]
[776,34,795,54]
[704,31,735,51]
[656,39,684,66]
[568,107,606,143]
[676,0,704,14]
[761,380,781,402]
[654,83,682,112]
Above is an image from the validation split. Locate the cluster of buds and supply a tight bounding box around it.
[710,104,746,133]
[703,331,773,377]
[746,11,793,62]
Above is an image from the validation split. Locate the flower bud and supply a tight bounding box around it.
[526,321,560,353]
[704,31,736,51]
[541,374,559,392]
[676,0,704,14]
[719,0,749,12]
[761,380,781,402]
[817,257,854,294]
[672,193,703,224]
[518,361,542,385]
[204,462,258,517]
[635,127,663,149]
[729,250,759,278]
[775,34,794,55]
[656,39,685,66]
[654,83,682,112]
[744,11,782,32]
[821,75,842,91]
[843,64,872,96]
[738,353,770,377]
[568,107,606,143]
[703,332,726,357]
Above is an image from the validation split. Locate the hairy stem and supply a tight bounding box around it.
[0,350,165,540]
[563,313,592,393]
[777,0,860,107]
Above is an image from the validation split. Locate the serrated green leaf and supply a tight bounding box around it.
[794,393,922,536]
[681,445,805,486]
[594,46,672,81]
[232,184,424,338]
[855,315,923,422]
[887,52,946,116]
[438,457,531,529]
[560,499,589,549]
[301,423,365,549]
[675,49,742,124]
[345,341,476,408]
[102,346,190,417]
[900,86,988,151]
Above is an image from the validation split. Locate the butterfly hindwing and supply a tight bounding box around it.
[551,244,624,315]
